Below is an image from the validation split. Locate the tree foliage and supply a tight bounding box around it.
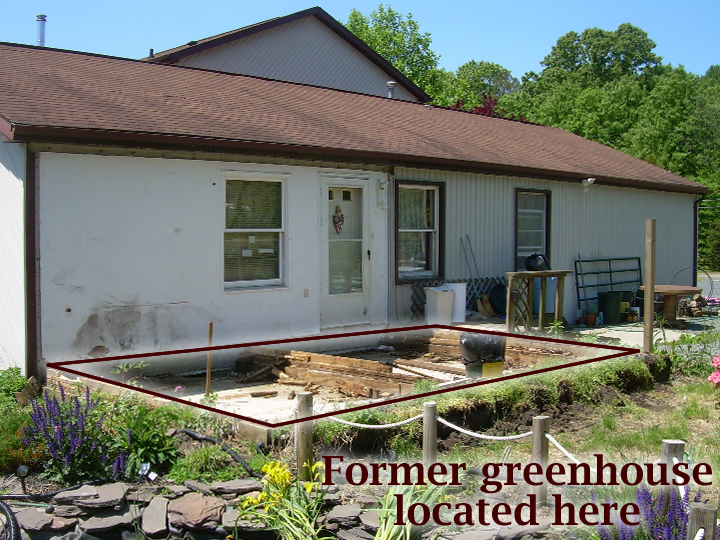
[346,6,720,267]
[345,6,440,97]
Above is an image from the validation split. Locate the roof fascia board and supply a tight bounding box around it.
[13,126,708,195]
[149,7,430,102]
[0,115,16,140]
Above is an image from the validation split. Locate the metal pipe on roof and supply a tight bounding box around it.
[387,81,396,99]
[36,15,46,47]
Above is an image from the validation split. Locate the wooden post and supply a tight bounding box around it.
[506,277,516,333]
[660,439,685,509]
[205,321,213,396]
[538,277,548,330]
[644,219,656,353]
[531,416,550,504]
[687,503,718,540]
[555,275,566,324]
[423,402,437,465]
[297,392,314,481]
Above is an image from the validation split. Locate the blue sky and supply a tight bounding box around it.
[1,0,718,79]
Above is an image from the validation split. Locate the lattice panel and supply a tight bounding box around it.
[410,277,508,321]
[511,278,532,331]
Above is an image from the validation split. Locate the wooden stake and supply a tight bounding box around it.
[687,503,718,540]
[644,219,656,353]
[297,392,314,481]
[205,321,213,396]
[531,416,550,504]
[660,439,685,510]
[423,401,438,465]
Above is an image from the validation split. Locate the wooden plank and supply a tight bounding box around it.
[387,362,441,379]
[250,390,278,398]
[393,359,465,376]
[285,368,416,395]
[336,378,374,398]
[236,359,287,384]
[287,351,393,372]
[284,365,417,384]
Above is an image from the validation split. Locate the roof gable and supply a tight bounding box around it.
[146,7,430,102]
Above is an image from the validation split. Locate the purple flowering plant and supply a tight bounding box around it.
[22,384,125,484]
[597,485,720,540]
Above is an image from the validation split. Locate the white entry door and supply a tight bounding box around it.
[320,174,388,328]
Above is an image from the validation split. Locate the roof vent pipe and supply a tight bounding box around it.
[387,81,396,98]
[36,14,46,47]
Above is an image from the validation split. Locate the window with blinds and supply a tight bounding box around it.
[224,178,283,288]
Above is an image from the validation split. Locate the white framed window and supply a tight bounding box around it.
[224,176,284,289]
[397,183,442,281]
[515,190,550,270]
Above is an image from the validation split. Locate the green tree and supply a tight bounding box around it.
[346,5,440,97]
[451,60,519,108]
[538,23,663,88]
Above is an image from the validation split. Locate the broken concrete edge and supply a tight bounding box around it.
[45,368,272,444]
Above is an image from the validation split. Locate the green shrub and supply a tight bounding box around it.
[0,367,27,407]
[117,406,179,477]
[168,444,246,484]
[0,403,39,471]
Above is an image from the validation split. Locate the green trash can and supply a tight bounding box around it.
[598,291,622,325]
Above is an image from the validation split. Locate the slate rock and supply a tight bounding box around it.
[163,485,191,498]
[359,510,380,531]
[141,496,168,537]
[16,508,54,531]
[127,486,162,503]
[48,517,78,532]
[221,507,267,533]
[79,505,135,533]
[339,528,375,540]
[52,485,98,504]
[75,483,129,509]
[183,480,213,495]
[52,505,88,518]
[167,492,224,530]
[210,479,262,495]
[326,504,361,526]
[354,494,379,509]
[327,504,361,520]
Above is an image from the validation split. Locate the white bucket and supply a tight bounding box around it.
[425,286,455,325]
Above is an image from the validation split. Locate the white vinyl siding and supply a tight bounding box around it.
[393,167,696,316]
[177,17,418,101]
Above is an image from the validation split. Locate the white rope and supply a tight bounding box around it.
[694,528,706,540]
[545,433,598,472]
[437,417,532,441]
[309,406,423,429]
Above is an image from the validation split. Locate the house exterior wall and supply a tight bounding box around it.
[177,17,418,101]
[393,167,697,320]
[0,140,26,371]
[37,153,390,370]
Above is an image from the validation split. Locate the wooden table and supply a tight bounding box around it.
[639,285,702,323]
[505,270,573,333]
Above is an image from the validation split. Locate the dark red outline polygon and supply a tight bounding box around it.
[47,325,638,428]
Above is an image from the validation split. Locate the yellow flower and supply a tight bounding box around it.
[303,481,317,493]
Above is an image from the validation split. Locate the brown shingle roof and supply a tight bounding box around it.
[0,43,707,194]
